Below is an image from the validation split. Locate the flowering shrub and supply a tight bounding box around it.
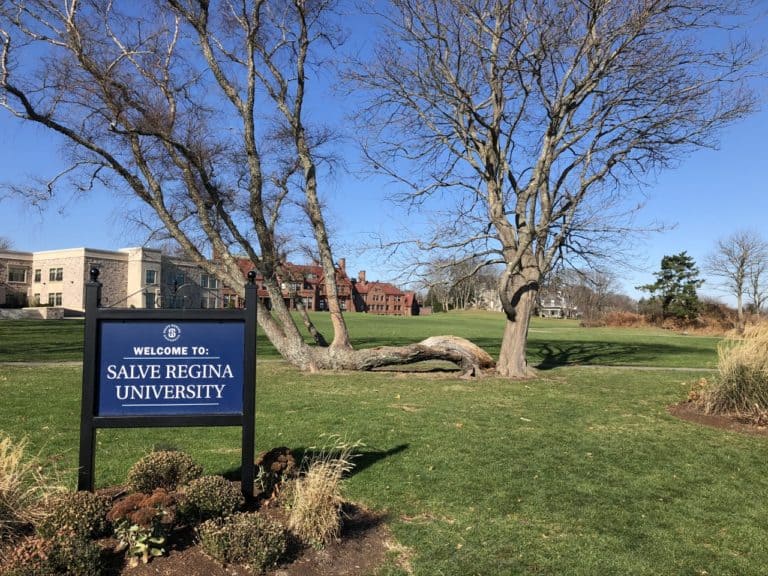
[107,489,176,567]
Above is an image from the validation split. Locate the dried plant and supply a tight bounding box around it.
[287,436,360,548]
[698,322,768,421]
[0,433,65,541]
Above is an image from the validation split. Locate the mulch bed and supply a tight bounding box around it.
[667,402,768,437]
[104,503,391,576]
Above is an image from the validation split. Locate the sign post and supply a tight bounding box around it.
[79,269,257,498]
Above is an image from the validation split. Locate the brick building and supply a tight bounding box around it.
[351,271,420,316]
[223,260,420,316]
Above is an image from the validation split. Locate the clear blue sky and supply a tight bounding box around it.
[0,6,766,306]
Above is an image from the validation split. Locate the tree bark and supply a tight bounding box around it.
[310,335,495,378]
[497,289,537,378]
[737,292,745,334]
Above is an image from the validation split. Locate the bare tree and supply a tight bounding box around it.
[546,268,621,323]
[0,0,491,375]
[420,255,498,311]
[0,236,13,250]
[705,230,768,331]
[350,0,760,376]
[747,257,768,316]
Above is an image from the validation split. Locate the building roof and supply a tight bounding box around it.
[353,280,404,296]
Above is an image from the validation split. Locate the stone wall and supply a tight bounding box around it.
[0,307,64,320]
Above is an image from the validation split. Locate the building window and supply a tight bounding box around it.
[145,292,156,309]
[34,269,41,283]
[48,293,62,306]
[33,293,40,306]
[201,274,218,289]
[223,294,241,308]
[167,271,186,286]
[8,267,27,283]
[49,268,63,282]
[202,295,218,309]
[145,269,157,285]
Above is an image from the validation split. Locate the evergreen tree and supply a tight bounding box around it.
[638,252,704,321]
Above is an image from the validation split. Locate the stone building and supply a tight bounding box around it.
[0,247,216,315]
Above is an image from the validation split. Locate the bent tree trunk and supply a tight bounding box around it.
[324,335,495,377]
[255,301,493,376]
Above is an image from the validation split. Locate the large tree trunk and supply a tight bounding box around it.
[497,281,538,378]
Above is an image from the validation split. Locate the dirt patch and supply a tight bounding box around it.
[104,503,392,576]
[667,402,768,437]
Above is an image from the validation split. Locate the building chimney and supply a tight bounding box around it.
[358,270,366,283]
[337,258,346,271]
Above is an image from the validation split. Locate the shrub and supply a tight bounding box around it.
[36,491,110,540]
[0,535,54,575]
[0,532,105,576]
[47,529,105,576]
[107,488,176,530]
[178,475,244,522]
[126,450,202,493]
[699,322,768,421]
[198,512,287,572]
[0,434,65,541]
[600,311,647,328]
[256,447,297,498]
[287,437,359,548]
[107,489,176,567]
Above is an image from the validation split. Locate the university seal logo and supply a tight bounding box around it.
[163,324,182,342]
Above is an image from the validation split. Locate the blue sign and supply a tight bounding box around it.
[97,320,245,416]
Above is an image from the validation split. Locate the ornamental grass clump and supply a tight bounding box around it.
[0,433,65,541]
[287,437,359,548]
[126,450,203,493]
[699,322,768,422]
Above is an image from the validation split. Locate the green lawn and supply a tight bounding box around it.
[0,312,720,368]
[0,319,85,362]
[2,314,757,575]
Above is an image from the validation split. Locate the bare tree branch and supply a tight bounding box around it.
[350,0,762,376]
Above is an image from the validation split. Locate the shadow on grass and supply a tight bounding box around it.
[531,341,712,369]
[223,444,409,482]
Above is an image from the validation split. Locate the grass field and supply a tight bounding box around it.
[2,313,763,575]
[0,311,720,368]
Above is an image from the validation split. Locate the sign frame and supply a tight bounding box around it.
[78,269,258,498]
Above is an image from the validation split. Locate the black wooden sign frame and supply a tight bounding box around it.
[78,269,258,498]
